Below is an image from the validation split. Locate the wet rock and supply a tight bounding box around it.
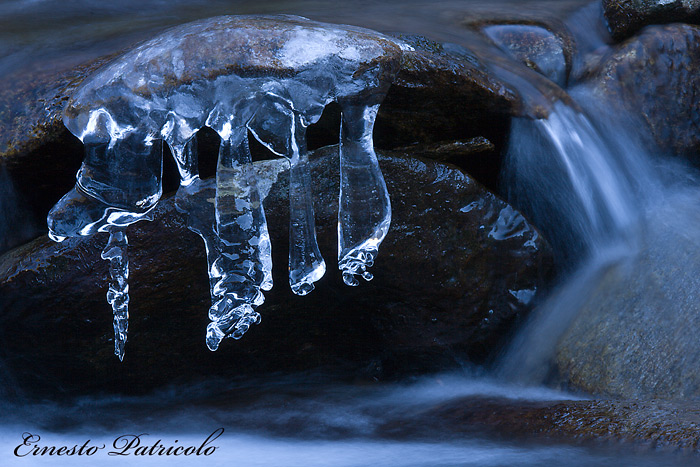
[462,10,584,89]
[375,34,520,151]
[553,194,700,399]
[0,22,529,237]
[0,166,40,255]
[0,54,119,243]
[0,147,552,397]
[603,0,700,41]
[0,54,115,160]
[395,137,495,163]
[585,24,700,166]
[393,137,500,192]
[383,396,700,453]
[481,24,571,86]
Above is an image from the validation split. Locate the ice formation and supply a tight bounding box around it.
[101,228,129,361]
[46,15,405,357]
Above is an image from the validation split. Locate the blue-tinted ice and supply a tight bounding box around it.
[46,15,405,358]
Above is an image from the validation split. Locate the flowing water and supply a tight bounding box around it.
[498,58,700,388]
[0,373,690,466]
[2,0,700,465]
[502,86,660,266]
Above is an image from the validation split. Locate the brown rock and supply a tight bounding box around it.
[603,0,700,41]
[0,147,552,397]
[586,23,700,167]
[383,395,700,452]
[481,23,572,86]
[380,33,521,145]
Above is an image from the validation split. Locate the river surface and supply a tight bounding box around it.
[0,373,691,466]
[1,1,698,466]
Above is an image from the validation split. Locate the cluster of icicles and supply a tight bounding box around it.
[47,15,408,359]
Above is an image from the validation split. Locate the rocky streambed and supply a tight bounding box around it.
[2,0,700,462]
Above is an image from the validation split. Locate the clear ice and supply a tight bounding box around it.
[46,15,405,355]
[101,228,129,361]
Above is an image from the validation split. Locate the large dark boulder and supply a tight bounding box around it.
[0,22,526,243]
[0,147,552,397]
[603,0,700,41]
[585,23,700,167]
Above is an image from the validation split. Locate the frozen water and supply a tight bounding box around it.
[46,15,404,354]
[338,103,391,286]
[100,228,129,361]
[207,129,272,350]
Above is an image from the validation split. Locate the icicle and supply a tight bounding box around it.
[206,127,271,350]
[46,16,405,354]
[287,112,326,295]
[172,177,222,319]
[100,228,130,361]
[164,110,200,187]
[337,103,391,286]
[168,137,200,186]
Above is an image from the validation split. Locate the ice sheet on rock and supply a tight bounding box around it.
[46,15,404,355]
[63,15,404,140]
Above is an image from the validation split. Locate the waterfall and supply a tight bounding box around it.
[497,85,657,379]
[502,89,659,267]
[497,84,700,383]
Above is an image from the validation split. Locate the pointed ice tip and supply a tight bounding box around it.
[114,344,125,361]
[206,323,224,351]
[342,272,359,287]
[291,281,315,296]
[206,336,221,351]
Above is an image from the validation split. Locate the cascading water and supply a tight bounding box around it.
[502,89,658,267]
[496,81,699,384]
[3,0,700,465]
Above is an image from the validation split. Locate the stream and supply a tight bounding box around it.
[0,373,690,466]
[1,0,700,465]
